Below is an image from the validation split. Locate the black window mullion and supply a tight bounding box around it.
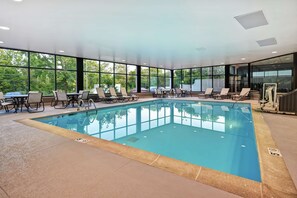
[99,61,101,86]
[126,64,128,91]
[149,67,151,90]
[190,68,192,90]
[28,51,30,92]
[200,67,202,91]
[212,67,214,89]
[54,55,57,90]
[113,63,115,88]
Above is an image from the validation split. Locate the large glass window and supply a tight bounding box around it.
[140,66,149,92]
[114,63,127,92]
[127,65,137,93]
[251,54,294,92]
[115,74,126,92]
[150,68,158,92]
[115,63,126,74]
[30,53,55,95]
[100,61,114,73]
[83,60,99,93]
[182,69,191,90]
[141,76,149,92]
[174,70,182,88]
[165,69,172,89]
[30,53,54,69]
[192,68,201,91]
[0,49,28,67]
[84,72,99,93]
[229,65,248,92]
[100,61,114,91]
[202,67,212,91]
[213,66,225,91]
[0,49,28,94]
[0,67,28,94]
[150,76,158,92]
[84,59,99,72]
[56,56,76,92]
[157,68,165,88]
[100,73,114,91]
[30,69,55,95]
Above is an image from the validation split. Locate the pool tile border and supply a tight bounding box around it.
[17,100,297,197]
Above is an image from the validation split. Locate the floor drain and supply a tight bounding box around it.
[75,138,89,143]
[268,147,282,157]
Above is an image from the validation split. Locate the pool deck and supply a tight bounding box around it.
[1,97,296,197]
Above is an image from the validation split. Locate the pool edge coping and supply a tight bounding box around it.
[16,99,297,197]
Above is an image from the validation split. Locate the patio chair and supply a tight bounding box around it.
[53,91,69,109]
[232,88,251,101]
[96,87,118,103]
[77,90,91,108]
[198,88,213,98]
[175,88,182,97]
[119,87,132,101]
[213,88,230,100]
[121,87,139,101]
[109,87,126,102]
[0,92,15,112]
[25,92,45,113]
[155,88,163,98]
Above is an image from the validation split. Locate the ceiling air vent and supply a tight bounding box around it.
[257,38,277,47]
[234,10,268,30]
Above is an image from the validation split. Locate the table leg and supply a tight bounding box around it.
[20,97,25,112]
[13,98,20,113]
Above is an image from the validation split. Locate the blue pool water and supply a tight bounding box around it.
[35,100,261,182]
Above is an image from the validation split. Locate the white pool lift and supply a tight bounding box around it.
[259,83,278,111]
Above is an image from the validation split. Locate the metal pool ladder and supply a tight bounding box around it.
[77,98,97,111]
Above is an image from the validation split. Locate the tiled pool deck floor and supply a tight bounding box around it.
[0,97,296,197]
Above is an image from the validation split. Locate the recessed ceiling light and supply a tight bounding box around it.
[13,0,23,2]
[143,63,147,65]
[0,41,4,44]
[122,59,125,62]
[0,26,10,30]
[221,62,224,64]
[59,50,64,53]
[241,58,246,60]
[272,51,277,54]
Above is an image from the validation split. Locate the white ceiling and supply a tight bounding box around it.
[0,0,297,69]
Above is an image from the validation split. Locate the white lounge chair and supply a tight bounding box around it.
[96,87,118,103]
[232,88,251,101]
[214,88,230,100]
[121,87,139,101]
[198,88,213,98]
[109,87,126,102]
